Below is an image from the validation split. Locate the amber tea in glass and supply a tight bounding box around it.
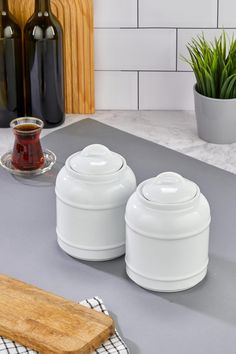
[10,117,44,171]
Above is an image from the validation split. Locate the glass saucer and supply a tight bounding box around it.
[0,149,56,177]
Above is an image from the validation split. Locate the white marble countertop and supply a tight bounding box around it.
[1,110,236,174]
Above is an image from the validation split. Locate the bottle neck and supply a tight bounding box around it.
[35,0,51,13]
[0,0,9,12]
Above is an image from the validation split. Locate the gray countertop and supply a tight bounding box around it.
[1,119,236,354]
[1,110,236,174]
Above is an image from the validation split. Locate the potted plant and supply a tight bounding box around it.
[183,32,236,144]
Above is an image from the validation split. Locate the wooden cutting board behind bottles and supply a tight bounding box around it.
[9,0,95,114]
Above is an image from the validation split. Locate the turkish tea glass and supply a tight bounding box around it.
[10,117,45,171]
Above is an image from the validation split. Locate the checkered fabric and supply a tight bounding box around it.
[0,297,129,354]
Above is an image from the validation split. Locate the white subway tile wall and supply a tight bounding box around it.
[95,71,138,110]
[219,0,236,28]
[95,29,176,70]
[139,72,195,110]
[94,0,236,110]
[94,0,137,28]
[139,0,217,28]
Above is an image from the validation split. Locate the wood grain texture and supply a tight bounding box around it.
[9,0,95,114]
[0,274,114,354]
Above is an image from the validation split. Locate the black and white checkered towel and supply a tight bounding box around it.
[0,297,129,354]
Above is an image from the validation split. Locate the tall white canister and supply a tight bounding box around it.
[125,172,211,292]
[56,144,136,261]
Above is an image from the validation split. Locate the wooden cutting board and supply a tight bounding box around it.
[0,274,114,354]
[9,0,95,114]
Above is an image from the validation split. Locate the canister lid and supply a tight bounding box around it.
[69,144,123,175]
[142,172,197,204]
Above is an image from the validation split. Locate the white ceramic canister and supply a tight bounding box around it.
[125,172,211,292]
[56,144,136,261]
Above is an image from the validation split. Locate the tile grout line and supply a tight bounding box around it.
[217,0,219,28]
[94,27,232,30]
[95,70,193,73]
[176,28,178,72]
[137,71,140,110]
[137,0,139,28]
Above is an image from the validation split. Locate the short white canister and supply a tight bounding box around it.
[125,172,211,292]
[56,144,136,261]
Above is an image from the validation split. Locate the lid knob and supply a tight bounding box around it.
[142,172,197,204]
[154,172,184,188]
[69,144,124,176]
[81,144,111,158]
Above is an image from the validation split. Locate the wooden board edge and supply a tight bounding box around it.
[0,274,115,353]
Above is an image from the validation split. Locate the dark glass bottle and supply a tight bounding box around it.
[24,0,65,128]
[0,0,24,128]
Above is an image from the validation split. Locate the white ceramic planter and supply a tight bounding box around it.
[56,144,136,261]
[125,172,211,292]
[194,85,236,144]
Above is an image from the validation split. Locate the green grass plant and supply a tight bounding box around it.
[183,32,236,99]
